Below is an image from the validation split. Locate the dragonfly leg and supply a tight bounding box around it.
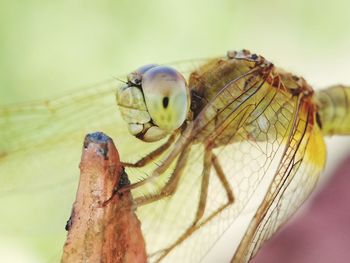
[192,149,212,224]
[155,151,235,262]
[211,153,235,204]
[118,123,193,193]
[121,132,177,168]
[192,150,235,226]
[133,147,190,207]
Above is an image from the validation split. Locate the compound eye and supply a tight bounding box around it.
[142,66,189,131]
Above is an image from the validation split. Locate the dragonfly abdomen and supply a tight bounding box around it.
[316,85,350,135]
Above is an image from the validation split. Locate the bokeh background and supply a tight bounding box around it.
[0,0,349,262]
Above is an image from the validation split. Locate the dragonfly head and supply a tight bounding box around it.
[116,64,190,142]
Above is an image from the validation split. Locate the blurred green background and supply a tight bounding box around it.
[1,0,350,262]
[1,0,350,105]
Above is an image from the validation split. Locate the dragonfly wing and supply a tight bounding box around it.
[0,58,215,262]
[0,58,208,159]
[135,62,324,262]
[0,56,326,263]
[232,100,326,262]
[0,79,120,157]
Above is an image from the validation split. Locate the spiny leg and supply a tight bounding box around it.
[118,123,193,193]
[122,131,178,168]
[156,151,235,262]
[156,203,233,263]
[212,153,234,203]
[192,149,212,225]
[192,151,235,225]
[133,146,190,207]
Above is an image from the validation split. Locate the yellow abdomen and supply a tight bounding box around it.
[316,85,350,135]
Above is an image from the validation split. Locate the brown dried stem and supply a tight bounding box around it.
[61,132,146,263]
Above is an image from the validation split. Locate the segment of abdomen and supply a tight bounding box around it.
[316,85,350,136]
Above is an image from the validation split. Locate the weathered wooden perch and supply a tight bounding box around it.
[61,132,147,263]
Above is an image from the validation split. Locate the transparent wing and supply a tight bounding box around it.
[0,56,325,263]
[0,79,118,157]
[0,58,212,262]
[0,58,208,159]
[130,63,324,262]
[232,101,326,262]
[0,78,135,262]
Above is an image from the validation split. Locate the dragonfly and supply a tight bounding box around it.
[0,49,349,263]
